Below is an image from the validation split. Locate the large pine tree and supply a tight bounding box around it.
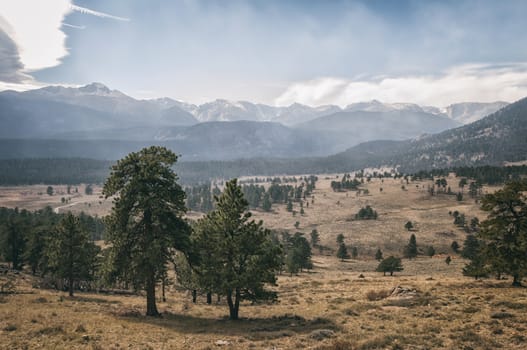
[103,146,191,315]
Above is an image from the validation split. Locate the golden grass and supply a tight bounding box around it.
[2,257,527,349]
[1,175,523,349]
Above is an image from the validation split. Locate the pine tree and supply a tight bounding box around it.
[336,243,349,261]
[404,221,413,231]
[376,256,403,276]
[478,180,527,286]
[103,146,191,316]
[451,241,460,253]
[404,234,418,259]
[46,213,100,296]
[445,256,452,265]
[310,229,319,247]
[262,193,272,212]
[425,246,435,257]
[375,248,383,261]
[191,179,282,320]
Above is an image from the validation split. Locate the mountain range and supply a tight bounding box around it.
[0,82,509,160]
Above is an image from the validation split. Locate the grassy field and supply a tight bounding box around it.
[2,256,527,350]
[1,175,524,349]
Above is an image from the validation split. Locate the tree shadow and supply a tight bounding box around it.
[115,311,340,340]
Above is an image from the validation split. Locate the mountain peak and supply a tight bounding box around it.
[78,82,112,94]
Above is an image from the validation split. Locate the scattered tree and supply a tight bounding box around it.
[425,246,436,257]
[336,243,349,261]
[376,256,404,276]
[310,229,319,247]
[404,221,413,231]
[451,241,460,253]
[403,234,418,259]
[375,248,383,261]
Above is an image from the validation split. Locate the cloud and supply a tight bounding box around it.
[0,0,70,72]
[70,4,130,22]
[275,63,527,107]
[62,23,86,30]
[0,24,28,83]
[0,0,129,88]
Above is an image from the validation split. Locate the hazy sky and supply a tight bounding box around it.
[1,0,527,106]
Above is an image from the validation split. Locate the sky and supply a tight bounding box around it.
[1,0,527,107]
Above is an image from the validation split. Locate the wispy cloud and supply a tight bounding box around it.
[62,22,86,30]
[70,4,130,22]
[275,63,527,107]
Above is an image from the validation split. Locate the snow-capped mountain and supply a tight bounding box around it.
[443,102,509,124]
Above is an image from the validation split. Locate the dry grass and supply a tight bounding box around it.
[250,175,498,256]
[0,184,110,216]
[1,175,524,349]
[2,258,527,349]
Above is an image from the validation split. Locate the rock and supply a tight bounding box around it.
[310,329,336,340]
[215,340,230,346]
[389,285,418,299]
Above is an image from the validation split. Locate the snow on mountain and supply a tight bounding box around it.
[443,102,509,124]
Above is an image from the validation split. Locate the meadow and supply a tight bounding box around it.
[1,175,524,349]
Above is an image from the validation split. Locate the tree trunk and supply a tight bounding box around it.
[512,274,522,287]
[146,275,159,316]
[68,277,74,297]
[162,279,166,302]
[217,294,221,303]
[227,290,239,320]
[206,292,212,304]
[192,290,197,303]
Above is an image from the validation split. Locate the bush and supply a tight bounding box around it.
[355,205,378,220]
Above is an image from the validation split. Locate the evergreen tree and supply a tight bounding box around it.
[46,213,100,296]
[262,193,272,212]
[376,256,403,276]
[478,180,527,286]
[461,235,480,260]
[24,227,48,275]
[445,256,452,265]
[336,233,345,245]
[403,234,418,259]
[404,221,413,231]
[375,248,383,261]
[310,229,319,247]
[425,246,435,257]
[46,186,54,196]
[285,232,312,274]
[103,146,191,316]
[336,243,349,261]
[451,241,460,253]
[0,216,26,270]
[191,179,282,320]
